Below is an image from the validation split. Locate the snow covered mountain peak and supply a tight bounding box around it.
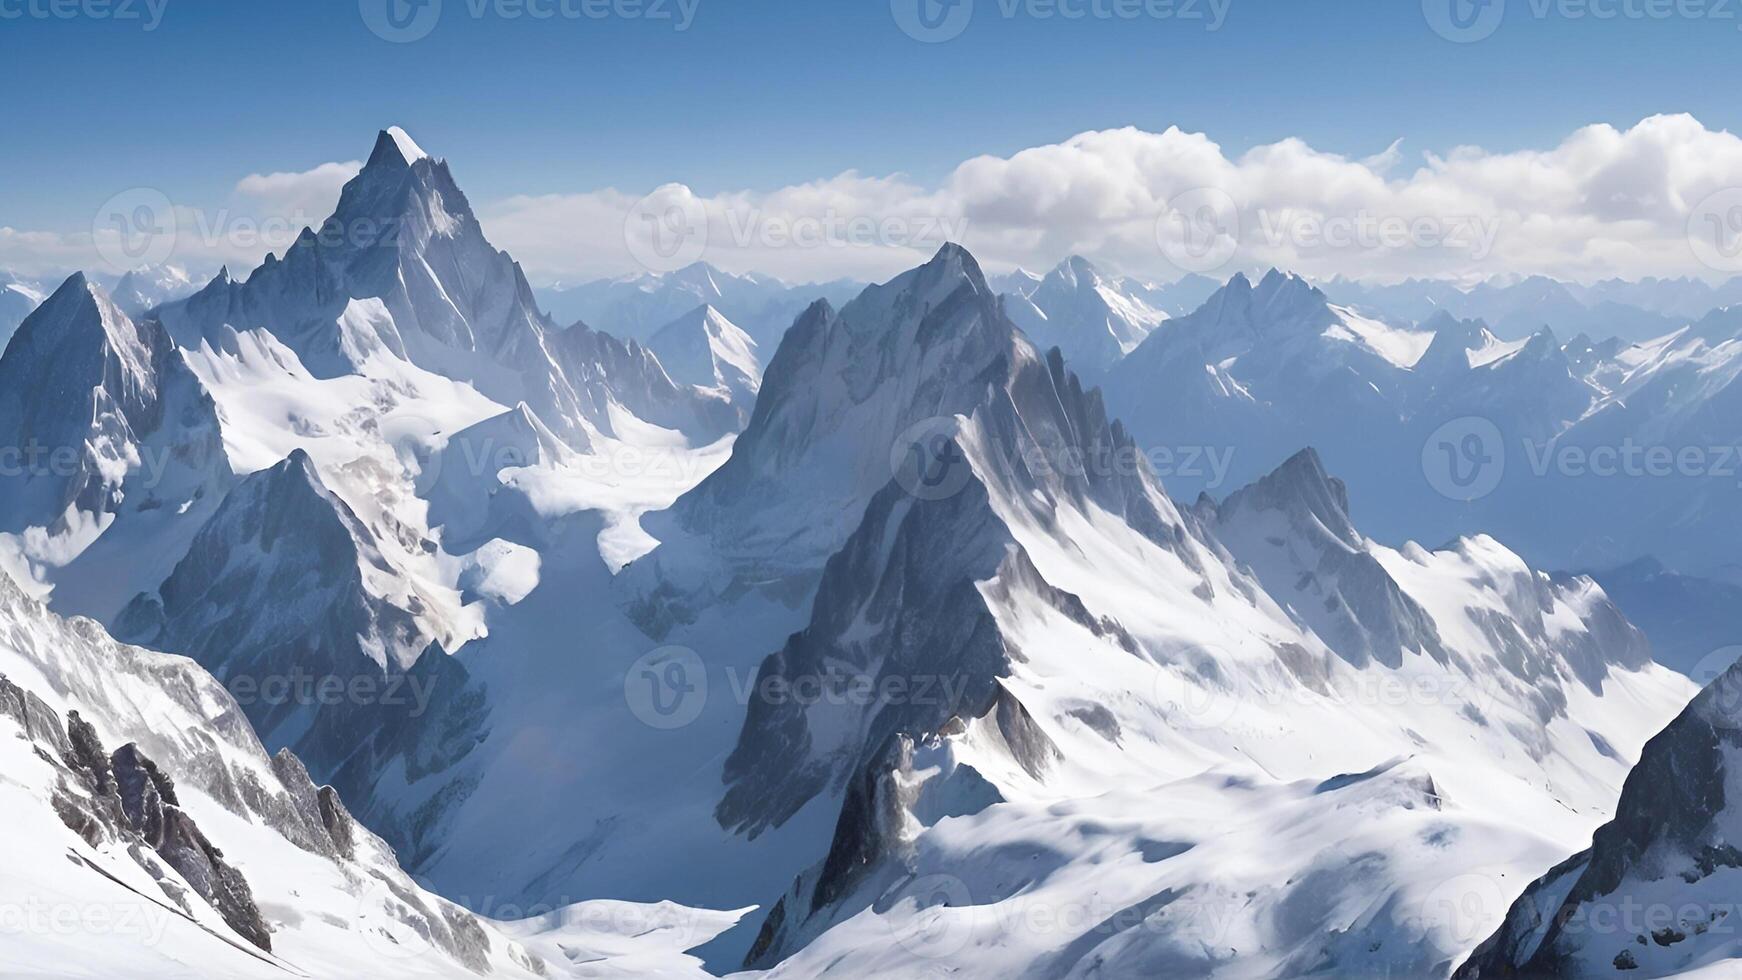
[0,272,230,582]
[150,127,734,453]
[665,243,1022,574]
[1217,446,1359,547]
[1214,267,1335,327]
[1055,253,1101,286]
[372,125,432,167]
[668,260,729,293]
[14,272,148,370]
[1415,311,1501,371]
[647,304,762,413]
[1006,254,1168,374]
[108,264,201,318]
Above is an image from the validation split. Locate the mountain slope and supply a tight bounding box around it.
[113,449,482,795]
[0,272,45,353]
[154,128,732,453]
[538,262,862,349]
[1457,658,1742,978]
[0,568,554,978]
[1004,255,1169,375]
[728,425,1685,976]
[107,264,202,318]
[0,274,232,616]
[647,304,762,418]
[303,244,1697,979]
[638,246,1688,974]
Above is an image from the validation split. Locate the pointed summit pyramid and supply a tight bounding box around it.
[655,243,1196,603]
[0,274,229,553]
[647,304,762,411]
[668,243,1021,571]
[1006,254,1167,375]
[151,127,733,449]
[368,126,431,168]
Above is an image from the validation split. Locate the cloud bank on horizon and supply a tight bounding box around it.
[7,113,1742,287]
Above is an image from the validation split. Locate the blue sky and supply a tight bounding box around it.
[3,0,1741,283]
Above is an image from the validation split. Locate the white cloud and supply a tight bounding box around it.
[8,116,1742,286]
[234,160,364,219]
[0,160,363,279]
[479,113,1742,285]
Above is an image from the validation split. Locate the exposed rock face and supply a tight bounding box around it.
[1456,662,1742,979]
[0,564,547,976]
[115,449,489,804]
[110,743,274,953]
[47,707,274,953]
[673,243,1199,580]
[113,741,180,839]
[0,673,69,751]
[715,468,1019,839]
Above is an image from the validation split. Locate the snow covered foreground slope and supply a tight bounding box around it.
[1457,659,1742,979]
[0,568,744,979]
